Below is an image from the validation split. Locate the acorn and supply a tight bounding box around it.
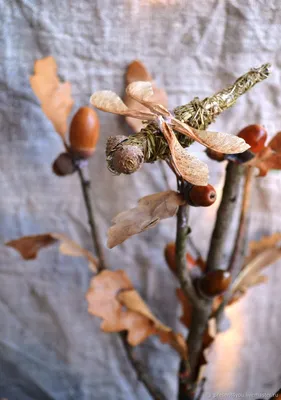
[197,270,231,298]
[184,184,217,207]
[69,107,99,159]
[237,124,267,153]
[206,148,225,162]
[52,152,76,176]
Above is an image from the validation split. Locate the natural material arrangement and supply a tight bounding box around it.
[5,57,281,400]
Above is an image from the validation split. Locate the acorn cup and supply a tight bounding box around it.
[196,270,231,298]
[183,183,217,207]
[69,107,100,159]
[52,152,76,176]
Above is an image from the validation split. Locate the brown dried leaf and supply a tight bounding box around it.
[268,131,281,151]
[86,270,188,359]
[248,132,281,176]
[107,190,185,248]
[125,61,168,132]
[231,233,281,297]
[6,233,98,271]
[30,56,74,138]
[161,121,209,186]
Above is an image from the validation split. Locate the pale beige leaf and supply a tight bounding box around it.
[107,190,185,248]
[172,119,249,154]
[161,120,209,186]
[125,61,168,132]
[6,233,98,271]
[245,232,281,265]
[30,56,74,138]
[86,270,188,359]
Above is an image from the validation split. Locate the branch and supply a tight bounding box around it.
[76,163,166,400]
[206,162,245,273]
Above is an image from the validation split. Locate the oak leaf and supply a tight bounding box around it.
[124,60,168,132]
[6,233,98,272]
[86,270,188,359]
[231,233,281,299]
[107,190,185,248]
[30,56,74,139]
[248,131,281,176]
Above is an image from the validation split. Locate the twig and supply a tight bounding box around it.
[214,166,254,328]
[195,377,206,400]
[76,163,166,400]
[206,162,245,273]
[76,164,106,271]
[120,332,167,400]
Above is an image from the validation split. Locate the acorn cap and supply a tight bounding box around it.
[52,152,76,176]
[109,144,144,174]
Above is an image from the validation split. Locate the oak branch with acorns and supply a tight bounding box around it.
[5,57,281,400]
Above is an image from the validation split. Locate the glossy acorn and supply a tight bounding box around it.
[197,270,231,297]
[237,124,267,153]
[206,148,225,162]
[52,152,76,176]
[69,107,100,158]
[184,184,217,207]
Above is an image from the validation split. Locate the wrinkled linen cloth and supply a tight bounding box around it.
[0,1,281,399]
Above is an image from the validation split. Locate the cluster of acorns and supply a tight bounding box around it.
[52,107,100,176]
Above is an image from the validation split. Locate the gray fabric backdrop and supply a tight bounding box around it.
[0,0,281,399]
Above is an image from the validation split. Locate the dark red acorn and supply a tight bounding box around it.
[237,124,267,153]
[69,107,100,159]
[206,148,225,162]
[184,184,217,207]
[52,152,76,176]
[197,270,231,297]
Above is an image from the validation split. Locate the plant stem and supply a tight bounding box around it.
[77,164,106,271]
[206,162,245,273]
[76,163,166,400]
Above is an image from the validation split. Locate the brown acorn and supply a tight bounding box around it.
[197,270,231,297]
[69,107,99,158]
[184,184,217,207]
[237,124,267,153]
[52,152,75,176]
[206,148,225,162]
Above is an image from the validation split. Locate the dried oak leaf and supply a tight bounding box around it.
[30,56,74,138]
[248,132,281,176]
[124,60,168,132]
[86,270,187,359]
[107,190,185,248]
[230,233,281,299]
[6,233,98,272]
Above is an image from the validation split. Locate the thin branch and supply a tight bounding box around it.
[76,163,166,400]
[120,332,167,400]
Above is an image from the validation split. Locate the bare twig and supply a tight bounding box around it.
[76,163,166,400]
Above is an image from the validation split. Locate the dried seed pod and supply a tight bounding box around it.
[206,148,225,162]
[69,107,100,158]
[197,270,231,297]
[52,152,75,176]
[184,184,217,207]
[109,144,144,174]
[106,135,127,157]
[237,124,267,153]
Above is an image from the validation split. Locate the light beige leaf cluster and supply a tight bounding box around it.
[86,269,188,359]
[107,190,185,248]
[231,233,281,297]
[30,56,74,139]
[91,70,249,186]
[6,232,98,272]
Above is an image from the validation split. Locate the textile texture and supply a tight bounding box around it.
[0,0,281,399]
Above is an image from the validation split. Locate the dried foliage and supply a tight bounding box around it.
[30,56,74,139]
[248,131,281,176]
[107,190,185,248]
[6,233,98,271]
[86,270,188,359]
[124,60,168,132]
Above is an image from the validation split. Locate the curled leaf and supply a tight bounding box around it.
[30,56,74,138]
[86,270,187,359]
[161,120,209,186]
[124,60,168,132]
[107,190,185,248]
[6,233,98,272]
